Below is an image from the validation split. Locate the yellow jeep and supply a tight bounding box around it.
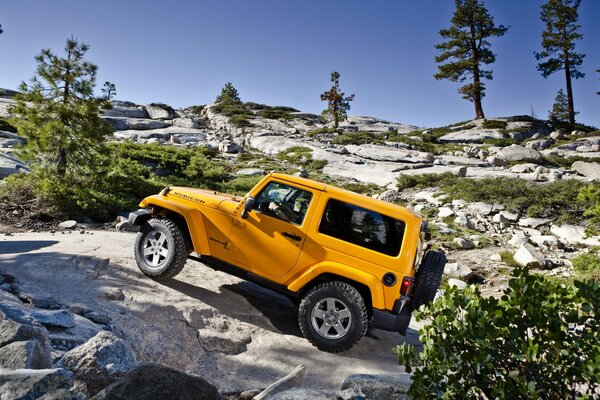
[129,172,445,352]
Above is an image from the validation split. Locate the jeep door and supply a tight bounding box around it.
[228,180,317,278]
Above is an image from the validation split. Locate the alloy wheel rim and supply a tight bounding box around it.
[142,230,170,269]
[311,297,352,339]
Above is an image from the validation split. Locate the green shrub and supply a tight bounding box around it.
[188,105,205,115]
[257,108,295,120]
[148,102,175,113]
[394,268,600,399]
[571,251,600,282]
[397,175,588,224]
[337,181,380,195]
[507,115,538,123]
[307,127,338,137]
[578,183,600,235]
[276,146,327,172]
[332,131,384,145]
[482,119,508,129]
[220,175,263,195]
[500,250,519,268]
[0,117,17,133]
[229,114,251,127]
[482,137,516,147]
[396,173,458,191]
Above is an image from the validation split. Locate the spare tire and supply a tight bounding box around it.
[411,250,446,309]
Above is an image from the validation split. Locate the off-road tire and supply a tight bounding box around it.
[298,281,368,353]
[411,250,446,309]
[134,217,190,279]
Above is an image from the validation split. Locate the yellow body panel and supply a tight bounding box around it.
[139,172,423,312]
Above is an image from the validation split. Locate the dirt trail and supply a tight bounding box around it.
[0,230,420,392]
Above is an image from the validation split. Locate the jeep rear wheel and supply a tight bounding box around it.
[411,250,446,309]
[134,217,190,279]
[299,281,368,353]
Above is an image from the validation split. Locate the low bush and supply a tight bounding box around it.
[332,131,384,145]
[482,138,516,147]
[0,117,17,133]
[571,251,600,282]
[500,250,519,268]
[307,127,338,137]
[578,183,600,235]
[229,114,252,127]
[395,268,600,399]
[396,173,457,191]
[276,146,327,172]
[482,119,508,129]
[397,174,590,224]
[0,142,238,223]
[148,102,175,113]
[188,105,205,115]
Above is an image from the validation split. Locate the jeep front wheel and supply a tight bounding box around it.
[298,281,368,353]
[134,217,189,279]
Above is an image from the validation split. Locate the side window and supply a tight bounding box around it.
[319,199,406,256]
[254,181,313,225]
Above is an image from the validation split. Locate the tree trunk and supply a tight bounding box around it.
[470,22,485,120]
[473,83,485,120]
[564,54,575,127]
[56,148,67,177]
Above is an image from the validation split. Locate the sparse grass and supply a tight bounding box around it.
[500,251,519,268]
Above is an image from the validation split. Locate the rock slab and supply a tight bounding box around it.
[91,363,222,400]
[0,368,75,400]
[56,331,136,396]
[340,373,412,400]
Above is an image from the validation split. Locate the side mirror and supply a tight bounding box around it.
[241,197,255,219]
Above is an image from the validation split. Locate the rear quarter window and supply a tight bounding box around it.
[318,198,406,256]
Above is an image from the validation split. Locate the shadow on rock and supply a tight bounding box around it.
[0,240,59,254]
[161,278,301,337]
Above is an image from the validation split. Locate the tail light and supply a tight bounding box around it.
[400,276,414,296]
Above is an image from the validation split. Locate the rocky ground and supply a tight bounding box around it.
[0,229,418,399]
[1,92,599,398]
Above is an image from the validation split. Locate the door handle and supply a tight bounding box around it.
[282,232,302,241]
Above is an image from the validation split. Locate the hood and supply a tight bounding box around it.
[166,187,241,210]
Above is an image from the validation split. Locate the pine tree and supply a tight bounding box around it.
[215,82,241,104]
[9,37,112,178]
[434,0,508,119]
[548,89,570,123]
[320,71,355,129]
[535,0,585,127]
[0,24,3,34]
[101,81,117,100]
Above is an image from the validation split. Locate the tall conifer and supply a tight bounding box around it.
[434,0,508,119]
[535,0,585,127]
[9,38,112,178]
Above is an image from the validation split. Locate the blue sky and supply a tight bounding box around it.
[1,1,599,128]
